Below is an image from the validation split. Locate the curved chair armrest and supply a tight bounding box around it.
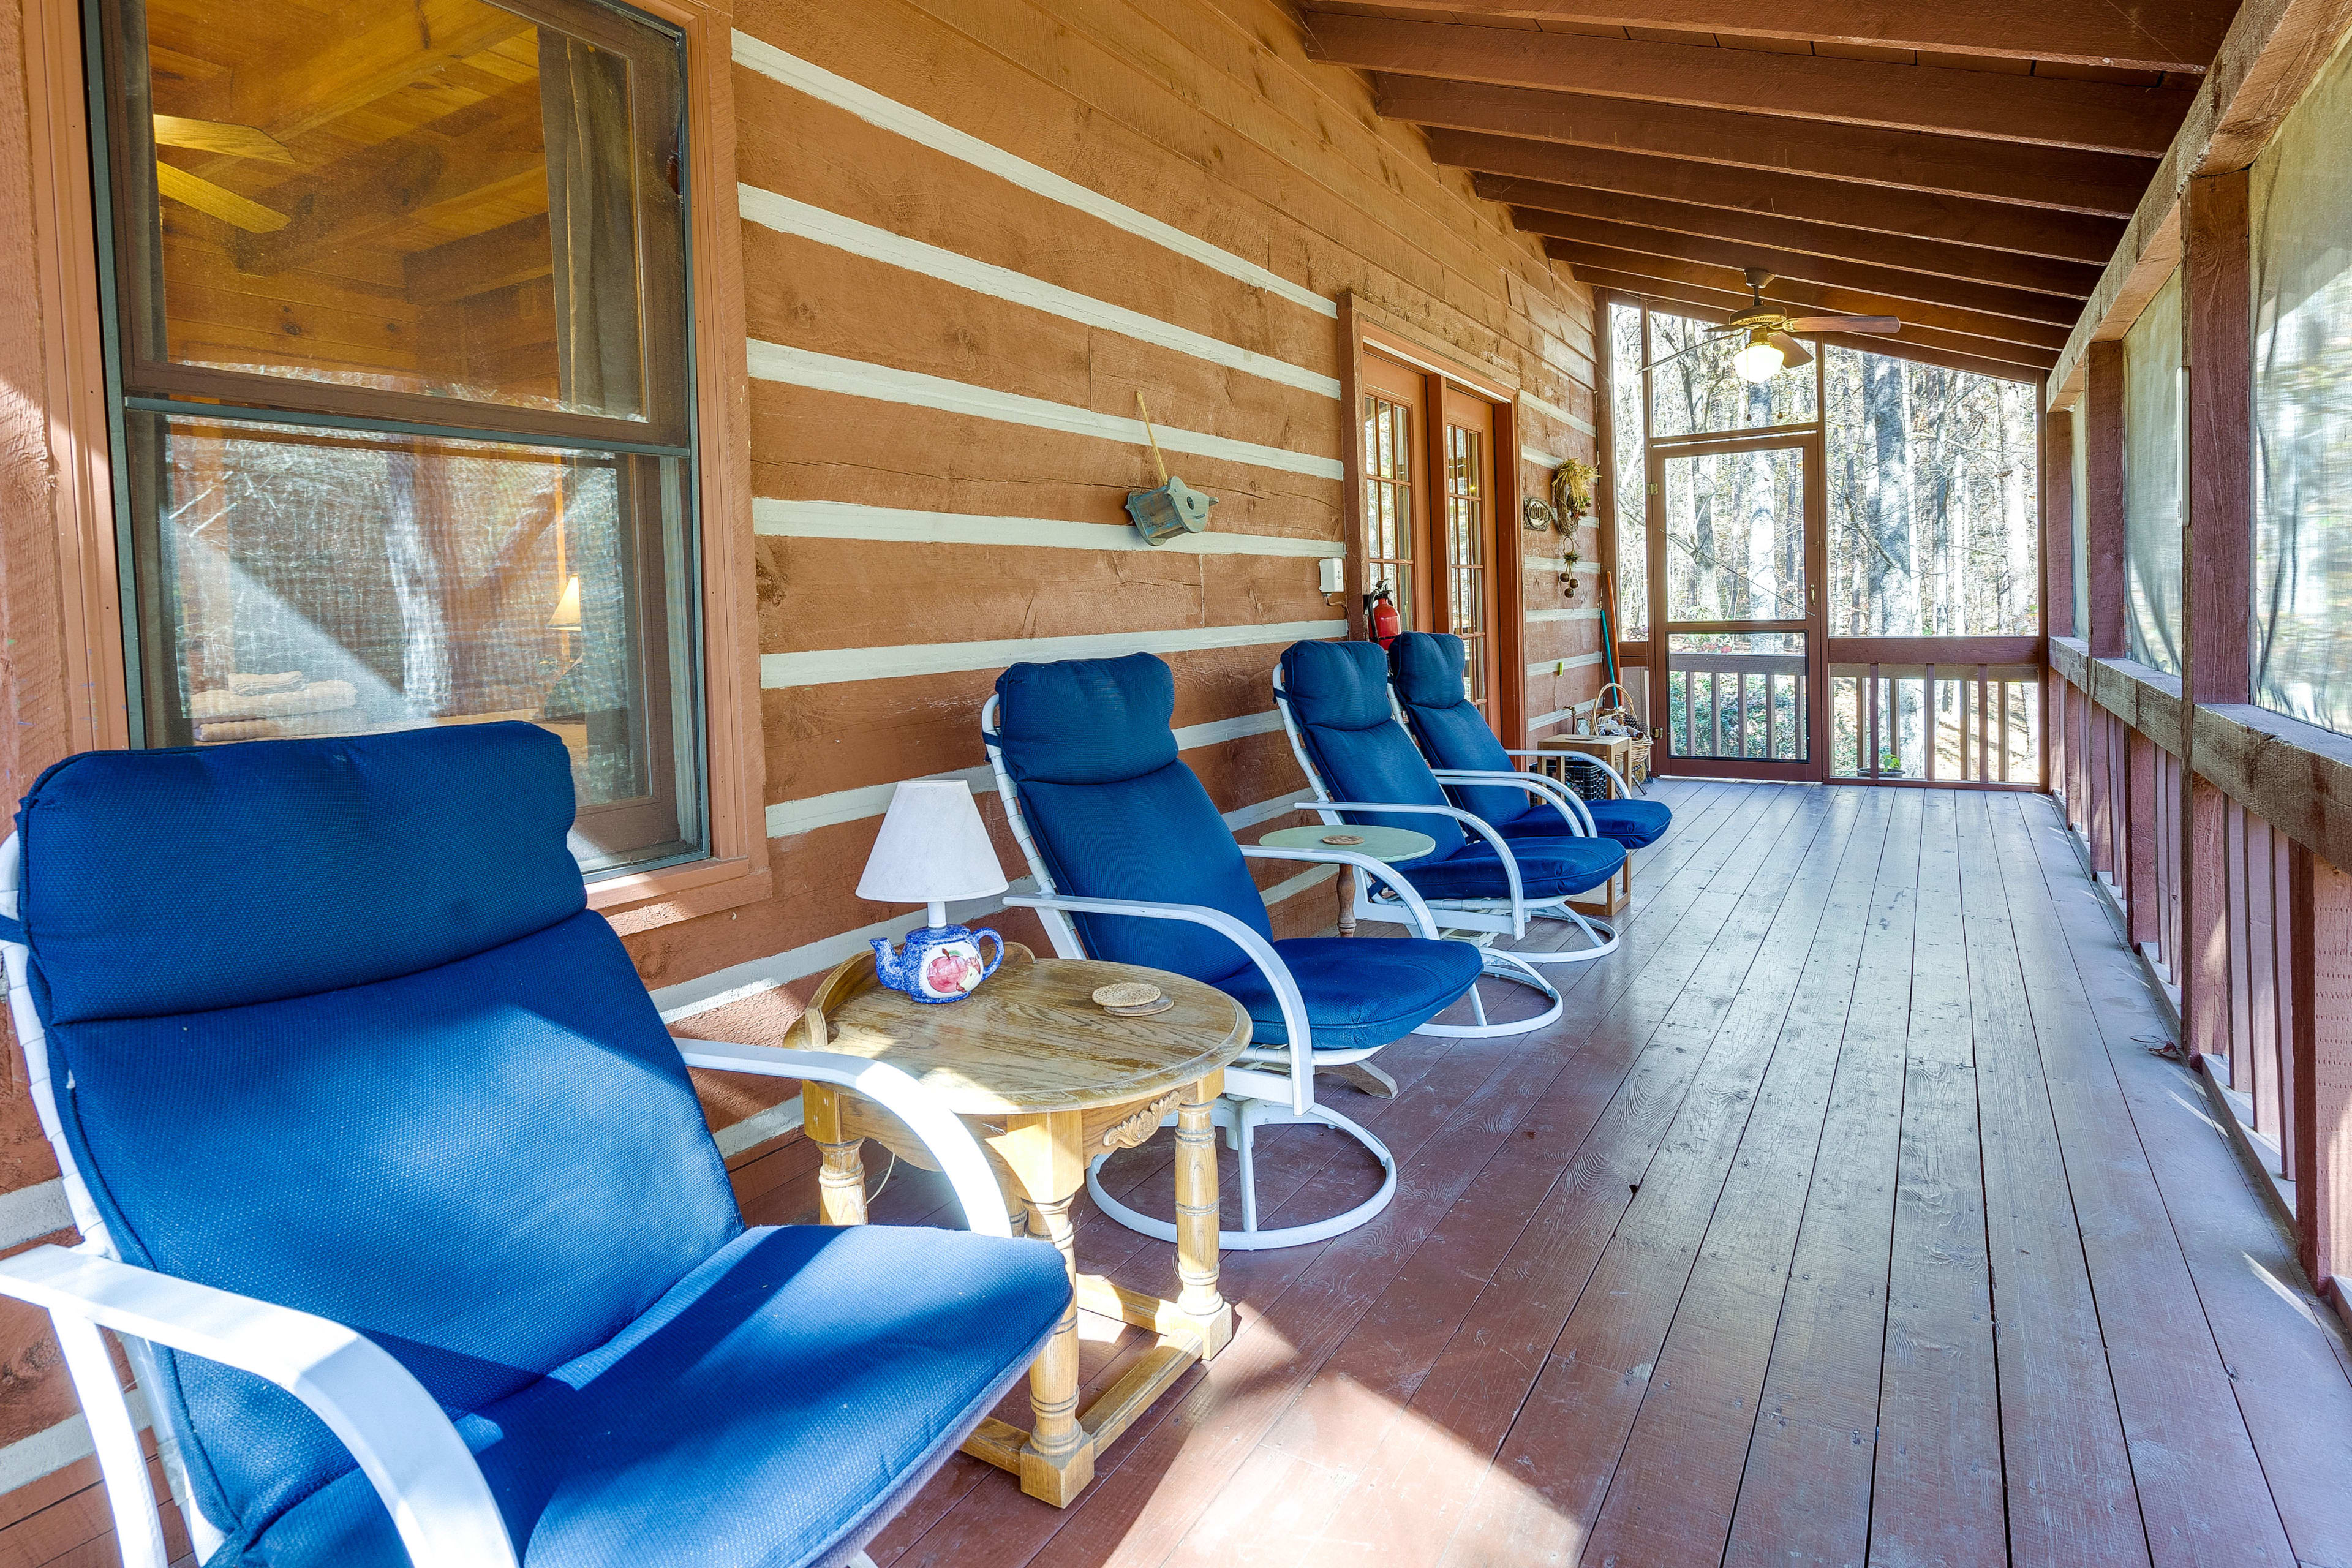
[0,1245,518,1568]
[1428,767,1598,836]
[1502,748,1636,799]
[1237,845,1441,938]
[1002,892,1315,1115]
[1311,802,1529,929]
[671,1041,1014,1240]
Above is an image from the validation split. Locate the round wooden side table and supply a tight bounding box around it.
[1257,823,1437,935]
[787,944,1250,1507]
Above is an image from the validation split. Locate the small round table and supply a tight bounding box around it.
[789,944,1250,1507]
[1258,823,1437,936]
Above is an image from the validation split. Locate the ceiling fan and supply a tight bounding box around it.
[1643,270,1902,383]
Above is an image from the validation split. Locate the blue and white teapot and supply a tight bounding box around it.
[871,921,1005,1004]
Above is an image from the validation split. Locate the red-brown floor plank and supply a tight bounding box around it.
[1721,788,1925,1568]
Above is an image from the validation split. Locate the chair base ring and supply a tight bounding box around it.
[1414,949,1564,1038]
[1085,1101,1396,1252]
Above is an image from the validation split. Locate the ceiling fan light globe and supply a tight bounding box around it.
[1732,339,1785,383]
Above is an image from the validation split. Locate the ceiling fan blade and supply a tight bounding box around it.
[1769,332,1812,369]
[1640,336,1715,372]
[1788,314,1902,335]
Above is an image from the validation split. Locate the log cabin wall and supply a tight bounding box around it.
[0,0,1596,1555]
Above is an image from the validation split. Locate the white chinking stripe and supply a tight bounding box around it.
[1528,652,1608,677]
[763,711,1292,839]
[755,498,1343,559]
[739,188,1340,401]
[730,33,1337,320]
[1519,388,1597,438]
[1526,606,1603,622]
[658,788,1325,1025]
[762,617,1347,689]
[748,341,1344,482]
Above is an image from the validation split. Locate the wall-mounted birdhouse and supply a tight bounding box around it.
[1125,394,1218,546]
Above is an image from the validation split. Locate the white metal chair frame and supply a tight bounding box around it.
[0,834,1009,1568]
[981,695,1525,1251]
[1272,666,1623,968]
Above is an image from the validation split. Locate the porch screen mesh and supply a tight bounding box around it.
[2253,35,2352,736]
[2123,268,2183,676]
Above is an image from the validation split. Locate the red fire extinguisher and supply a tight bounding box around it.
[1364,581,1403,648]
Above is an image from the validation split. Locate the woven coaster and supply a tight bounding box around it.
[1321,832,1365,845]
[1092,981,1170,1017]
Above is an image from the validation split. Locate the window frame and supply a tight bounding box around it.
[29,0,767,924]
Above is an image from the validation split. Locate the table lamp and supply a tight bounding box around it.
[858,778,1009,1003]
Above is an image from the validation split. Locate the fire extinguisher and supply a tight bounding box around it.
[1363,581,1403,648]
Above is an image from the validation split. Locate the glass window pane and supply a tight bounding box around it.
[1610,300,1649,641]
[2253,45,2352,737]
[1821,347,2041,637]
[1660,447,1807,623]
[2124,268,2184,674]
[1647,310,1818,438]
[129,413,699,871]
[107,0,685,425]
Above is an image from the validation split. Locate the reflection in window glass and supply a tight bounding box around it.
[1822,347,2040,638]
[1444,425,1490,710]
[1609,301,1648,640]
[1646,311,1817,438]
[1664,631,1807,761]
[1361,393,1417,630]
[2124,270,2185,674]
[2253,43,2352,736]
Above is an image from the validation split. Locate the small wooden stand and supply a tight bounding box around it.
[1533,733,1650,917]
[790,946,1249,1507]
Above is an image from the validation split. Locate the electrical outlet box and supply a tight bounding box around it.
[1319,557,1345,594]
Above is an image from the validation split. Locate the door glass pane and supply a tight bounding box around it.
[107,0,684,424]
[1446,423,1488,710]
[1660,447,1807,623]
[1665,631,1809,761]
[1610,300,1649,640]
[1647,311,1818,439]
[1362,392,1417,630]
[129,412,700,872]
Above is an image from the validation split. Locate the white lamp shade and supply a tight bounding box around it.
[857,778,1009,906]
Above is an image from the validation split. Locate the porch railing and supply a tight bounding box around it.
[2050,637,2352,1325]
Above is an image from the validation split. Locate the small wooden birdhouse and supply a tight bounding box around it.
[1125,394,1218,546]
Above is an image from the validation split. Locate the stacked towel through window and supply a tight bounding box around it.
[192,678,361,743]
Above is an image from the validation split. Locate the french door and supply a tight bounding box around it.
[1360,350,1504,723]
[1646,431,1828,780]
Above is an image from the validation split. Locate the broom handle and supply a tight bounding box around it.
[1136,394,1170,485]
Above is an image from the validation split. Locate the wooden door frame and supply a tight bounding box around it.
[1339,293,1528,747]
[1646,428,1831,781]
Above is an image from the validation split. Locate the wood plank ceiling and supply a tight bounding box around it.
[1298,1,2240,381]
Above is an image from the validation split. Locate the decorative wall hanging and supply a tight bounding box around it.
[1125,393,1218,546]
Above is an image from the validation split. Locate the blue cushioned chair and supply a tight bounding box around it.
[984,654,1507,1250]
[1276,639,1625,967]
[1390,633,1672,850]
[0,725,1066,1568]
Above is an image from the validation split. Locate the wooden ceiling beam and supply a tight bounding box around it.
[1476,175,2103,298]
[1304,14,2195,154]
[1300,1,2232,75]
[1585,271,2056,378]
[1514,209,2079,325]
[1376,75,2152,216]
[1431,129,2127,264]
[1550,243,2067,359]
[229,0,537,143]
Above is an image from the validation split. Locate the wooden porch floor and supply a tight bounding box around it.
[866,782,2352,1568]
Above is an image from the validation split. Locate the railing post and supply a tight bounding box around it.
[2290,845,2352,1310]
[2127,729,2158,946]
[2186,775,2230,1059]
[2084,342,2127,660]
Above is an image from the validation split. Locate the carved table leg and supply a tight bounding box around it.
[801,1084,869,1226]
[1019,1188,1094,1505]
[1172,1072,1233,1356]
[1337,863,1356,937]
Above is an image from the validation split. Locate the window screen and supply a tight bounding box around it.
[2124,269,2184,676]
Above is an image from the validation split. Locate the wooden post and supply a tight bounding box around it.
[2084,341,2127,659]
[2045,407,2077,639]
[2090,703,2115,876]
[2290,846,2352,1305]
[2127,729,2158,946]
[2186,775,2231,1059]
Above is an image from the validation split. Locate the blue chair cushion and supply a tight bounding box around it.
[1386,633,1537,830]
[246,1224,1069,1568]
[1491,798,1673,850]
[1278,641,1467,861]
[995,656,1275,984]
[1393,835,1625,902]
[14,724,587,1023]
[1213,937,1483,1054]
